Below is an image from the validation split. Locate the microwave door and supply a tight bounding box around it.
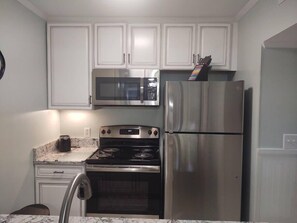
[92,69,160,106]
[94,77,141,105]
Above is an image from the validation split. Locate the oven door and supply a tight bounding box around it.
[92,69,159,106]
[86,165,162,218]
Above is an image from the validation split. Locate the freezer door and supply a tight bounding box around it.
[164,133,243,220]
[165,81,244,133]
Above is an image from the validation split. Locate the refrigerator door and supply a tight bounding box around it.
[164,133,243,220]
[165,81,244,133]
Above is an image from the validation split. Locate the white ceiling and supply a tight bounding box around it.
[24,0,251,19]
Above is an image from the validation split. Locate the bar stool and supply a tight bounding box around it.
[10,204,50,215]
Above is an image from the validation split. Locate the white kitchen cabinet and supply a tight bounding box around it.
[47,24,92,109]
[35,165,85,216]
[127,24,160,68]
[162,24,196,70]
[94,23,160,69]
[197,24,231,70]
[162,23,233,70]
[94,23,126,68]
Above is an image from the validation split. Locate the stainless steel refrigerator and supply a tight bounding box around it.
[164,81,244,221]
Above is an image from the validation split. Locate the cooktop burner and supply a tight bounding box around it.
[86,125,160,166]
[134,152,153,159]
[102,148,119,153]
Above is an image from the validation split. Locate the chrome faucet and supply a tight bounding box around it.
[59,173,92,223]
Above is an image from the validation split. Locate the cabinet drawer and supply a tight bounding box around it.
[35,165,84,179]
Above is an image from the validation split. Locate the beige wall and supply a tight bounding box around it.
[0,0,60,213]
[236,0,297,220]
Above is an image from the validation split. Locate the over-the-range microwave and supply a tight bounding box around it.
[92,69,160,106]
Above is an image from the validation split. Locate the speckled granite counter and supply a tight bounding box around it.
[33,138,97,165]
[0,215,254,223]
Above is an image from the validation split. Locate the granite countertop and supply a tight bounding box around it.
[33,138,97,165]
[0,215,252,223]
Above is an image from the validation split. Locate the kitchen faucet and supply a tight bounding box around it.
[59,173,92,223]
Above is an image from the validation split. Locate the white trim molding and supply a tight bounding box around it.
[17,0,48,20]
[235,0,259,21]
[278,0,287,5]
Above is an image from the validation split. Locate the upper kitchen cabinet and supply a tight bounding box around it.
[197,24,231,70]
[162,23,234,70]
[94,23,126,68]
[48,24,92,109]
[94,23,160,69]
[162,24,196,70]
[127,24,160,68]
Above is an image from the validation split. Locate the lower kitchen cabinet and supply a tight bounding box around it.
[34,165,85,216]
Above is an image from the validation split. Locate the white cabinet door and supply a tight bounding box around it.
[35,178,83,216]
[162,24,196,70]
[128,24,160,68]
[35,165,85,216]
[94,24,126,68]
[197,24,231,70]
[48,24,92,109]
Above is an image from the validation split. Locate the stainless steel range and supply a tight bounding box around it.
[86,125,163,219]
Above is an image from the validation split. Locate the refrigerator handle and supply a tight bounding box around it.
[164,134,173,219]
[165,81,183,132]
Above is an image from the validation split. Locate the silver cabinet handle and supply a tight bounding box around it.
[123,53,126,64]
[53,171,64,174]
[128,53,131,64]
[197,54,201,63]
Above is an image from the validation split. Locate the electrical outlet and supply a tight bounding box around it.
[84,127,91,138]
[283,134,297,149]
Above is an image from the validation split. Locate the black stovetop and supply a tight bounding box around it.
[86,146,160,165]
[86,125,161,166]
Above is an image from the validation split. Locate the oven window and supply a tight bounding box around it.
[87,172,161,216]
[96,77,140,100]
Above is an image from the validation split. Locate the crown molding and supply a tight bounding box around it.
[17,0,48,20]
[235,0,259,21]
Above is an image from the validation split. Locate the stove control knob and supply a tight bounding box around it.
[148,130,152,135]
[107,129,111,134]
[153,130,158,136]
[101,129,106,134]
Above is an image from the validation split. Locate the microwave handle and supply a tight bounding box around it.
[140,78,144,103]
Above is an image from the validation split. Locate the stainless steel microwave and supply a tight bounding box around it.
[92,69,160,106]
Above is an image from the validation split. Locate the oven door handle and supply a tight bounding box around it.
[86,165,160,173]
